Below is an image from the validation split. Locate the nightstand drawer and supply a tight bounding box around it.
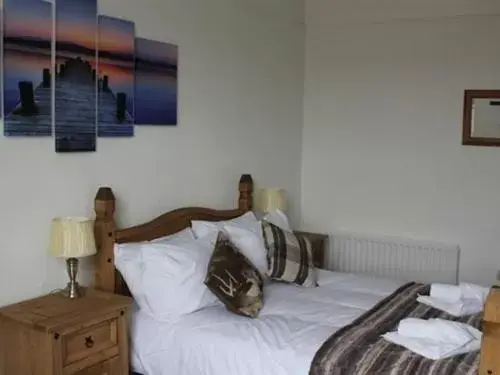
[63,318,118,366]
[72,356,120,375]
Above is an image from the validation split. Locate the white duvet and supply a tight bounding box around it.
[130,270,403,375]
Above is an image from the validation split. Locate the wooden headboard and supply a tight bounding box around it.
[93,174,254,296]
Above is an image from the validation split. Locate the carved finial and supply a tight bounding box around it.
[95,187,115,220]
[238,174,253,211]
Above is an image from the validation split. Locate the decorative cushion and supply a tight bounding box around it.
[192,210,292,279]
[262,209,292,232]
[261,221,318,287]
[204,232,264,318]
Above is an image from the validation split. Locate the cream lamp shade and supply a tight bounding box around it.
[258,188,287,212]
[50,217,97,258]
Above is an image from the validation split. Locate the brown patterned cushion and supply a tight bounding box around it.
[261,221,318,287]
[204,232,264,318]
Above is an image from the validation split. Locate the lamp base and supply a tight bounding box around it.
[62,257,84,299]
[62,281,84,299]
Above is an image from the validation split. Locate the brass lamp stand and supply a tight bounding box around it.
[62,257,83,299]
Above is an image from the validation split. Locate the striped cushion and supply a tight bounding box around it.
[261,221,318,287]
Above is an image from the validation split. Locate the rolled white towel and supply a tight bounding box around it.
[459,283,490,304]
[430,283,462,302]
[417,295,484,317]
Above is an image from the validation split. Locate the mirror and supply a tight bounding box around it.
[463,90,500,146]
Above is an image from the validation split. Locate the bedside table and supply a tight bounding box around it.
[0,288,132,375]
[480,287,500,375]
[294,231,329,269]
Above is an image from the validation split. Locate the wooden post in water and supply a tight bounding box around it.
[92,69,96,82]
[102,75,109,92]
[18,81,37,115]
[42,68,51,88]
[60,63,65,77]
[116,93,126,122]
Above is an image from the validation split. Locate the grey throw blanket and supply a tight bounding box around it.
[309,283,481,375]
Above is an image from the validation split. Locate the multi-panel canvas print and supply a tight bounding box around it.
[97,16,135,137]
[54,0,97,152]
[3,0,53,136]
[1,0,179,152]
[135,38,178,126]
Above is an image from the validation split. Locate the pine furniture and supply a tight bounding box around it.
[0,288,132,375]
[480,287,500,374]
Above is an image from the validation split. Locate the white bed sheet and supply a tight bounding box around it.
[130,270,404,375]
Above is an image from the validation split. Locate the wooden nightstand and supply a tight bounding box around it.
[0,288,132,375]
[294,231,329,269]
[480,287,500,375]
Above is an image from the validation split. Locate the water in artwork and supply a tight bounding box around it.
[135,37,178,126]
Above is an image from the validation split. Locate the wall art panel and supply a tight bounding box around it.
[3,0,53,136]
[97,15,135,137]
[54,0,97,152]
[135,38,178,126]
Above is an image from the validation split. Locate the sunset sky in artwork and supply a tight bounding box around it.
[98,16,134,56]
[56,0,97,50]
[136,38,178,67]
[4,0,52,40]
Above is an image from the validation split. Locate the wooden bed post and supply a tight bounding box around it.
[238,174,253,211]
[94,187,116,293]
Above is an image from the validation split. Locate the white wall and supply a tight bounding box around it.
[302,1,500,286]
[0,0,305,306]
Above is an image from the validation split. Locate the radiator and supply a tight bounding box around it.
[327,230,460,284]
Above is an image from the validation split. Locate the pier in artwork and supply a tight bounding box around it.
[4,57,133,146]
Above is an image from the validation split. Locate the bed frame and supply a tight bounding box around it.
[93,174,254,296]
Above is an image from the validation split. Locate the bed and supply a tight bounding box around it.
[92,174,482,375]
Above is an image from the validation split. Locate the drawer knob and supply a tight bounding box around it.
[84,336,94,349]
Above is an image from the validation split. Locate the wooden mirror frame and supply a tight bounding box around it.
[462,89,500,147]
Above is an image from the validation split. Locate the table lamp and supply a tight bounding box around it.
[257,188,287,213]
[49,217,97,299]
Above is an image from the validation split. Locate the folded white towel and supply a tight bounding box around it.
[430,283,462,302]
[382,318,482,360]
[397,318,475,345]
[417,295,484,317]
[382,332,481,360]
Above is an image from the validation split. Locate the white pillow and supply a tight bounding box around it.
[115,227,197,312]
[151,227,195,243]
[223,223,268,277]
[138,235,220,321]
[223,210,293,278]
[191,211,258,239]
